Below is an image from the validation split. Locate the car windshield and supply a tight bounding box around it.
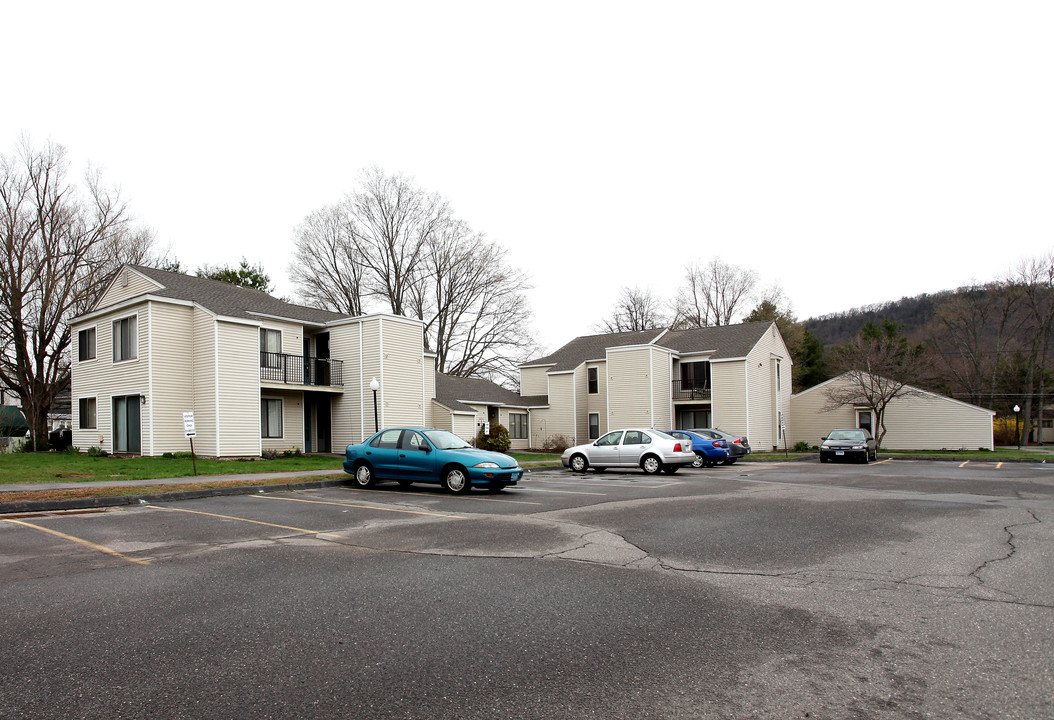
[422,429,472,450]
[828,430,866,441]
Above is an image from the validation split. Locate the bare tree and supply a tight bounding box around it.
[345,167,448,315]
[0,138,153,448]
[823,320,931,449]
[674,259,758,328]
[595,286,669,333]
[290,169,537,383]
[289,204,366,315]
[1010,253,1054,443]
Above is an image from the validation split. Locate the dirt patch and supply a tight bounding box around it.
[53,473,93,479]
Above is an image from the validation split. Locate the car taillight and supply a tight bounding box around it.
[734,439,742,444]
[713,441,722,448]
[674,443,683,452]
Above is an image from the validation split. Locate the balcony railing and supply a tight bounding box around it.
[260,352,343,387]
[672,380,711,401]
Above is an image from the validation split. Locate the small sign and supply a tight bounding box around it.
[484,422,491,436]
[182,411,197,438]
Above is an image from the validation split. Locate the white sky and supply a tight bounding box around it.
[5,1,1052,353]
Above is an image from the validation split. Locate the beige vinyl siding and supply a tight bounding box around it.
[215,321,260,456]
[97,267,163,308]
[500,408,531,450]
[329,322,364,445]
[744,342,775,449]
[582,361,607,439]
[531,373,575,446]
[360,319,383,437]
[379,317,427,428]
[71,302,150,453]
[146,302,196,454]
[711,360,746,435]
[607,347,665,429]
[430,401,454,432]
[423,359,437,426]
[451,413,477,443]
[262,390,305,453]
[651,348,673,430]
[191,307,219,456]
[789,376,995,450]
[519,366,551,396]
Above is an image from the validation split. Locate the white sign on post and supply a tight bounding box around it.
[182,411,197,438]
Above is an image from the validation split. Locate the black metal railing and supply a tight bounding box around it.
[260,352,343,387]
[671,380,711,401]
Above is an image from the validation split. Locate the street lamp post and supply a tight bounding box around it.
[1013,404,1021,450]
[370,377,380,433]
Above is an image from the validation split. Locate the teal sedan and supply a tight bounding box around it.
[343,427,523,494]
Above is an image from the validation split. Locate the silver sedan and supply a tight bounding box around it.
[561,428,696,475]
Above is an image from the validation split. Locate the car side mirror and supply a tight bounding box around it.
[821,436,827,441]
[420,444,432,452]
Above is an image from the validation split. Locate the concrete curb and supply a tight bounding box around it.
[0,478,351,515]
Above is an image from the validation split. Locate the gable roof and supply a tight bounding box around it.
[791,371,996,416]
[107,266,347,326]
[522,322,776,372]
[435,373,548,411]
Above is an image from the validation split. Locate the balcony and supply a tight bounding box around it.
[672,380,711,401]
[260,352,343,388]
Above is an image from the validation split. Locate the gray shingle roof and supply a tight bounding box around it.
[116,265,347,325]
[523,322,775,372]
[435,373,548,410]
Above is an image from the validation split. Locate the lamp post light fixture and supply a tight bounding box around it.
[1013,404,1021,450]
[370,377,380,433]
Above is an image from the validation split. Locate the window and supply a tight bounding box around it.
[78,327,96,362]
[858,411,872,434]
[260,328,281,369]
[680,361,710,390]
[681,409,712,429]
[261,398,283,438]
[596,431,622,447]
[78,397,97,429]
[509,413,528,440]
[588,367,599,394]
[588,413,600,440]
[624,430,650,445]
[112,316,137,361]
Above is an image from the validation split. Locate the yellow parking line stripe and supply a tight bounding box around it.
[996,462,1003,469]
[2,518,150,566]
[144,505,345,538]
[251,494,466,517]
[959,461,970,468]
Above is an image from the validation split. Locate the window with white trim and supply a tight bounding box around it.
[509,413,528,440]
[112,316,137,361]
[261,398,283,438]
[78,327,96,362]
[78,397,97,429]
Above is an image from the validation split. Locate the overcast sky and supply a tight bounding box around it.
[5,1,1052,353]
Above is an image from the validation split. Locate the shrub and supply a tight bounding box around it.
[541,434,573,453]
[475,423,511,453]
[66,446,80,455]
[87,445,108,457]
[793,441,811,453]
[262,448,279,460]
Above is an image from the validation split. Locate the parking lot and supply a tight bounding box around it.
[3,459,1053,719]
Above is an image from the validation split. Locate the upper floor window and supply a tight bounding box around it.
[112,316,137,362]
[78,327,96,362]
[680,360,710,390]
[587,367,599,394]
[260,328,281,369]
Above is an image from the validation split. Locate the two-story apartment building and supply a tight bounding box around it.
[71,265,435,456]
[518,323,792,451]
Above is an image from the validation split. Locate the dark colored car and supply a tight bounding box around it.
[820,428,877,463]
[344,427,523,493]
[689,428,751,464]
[666,430,731,468]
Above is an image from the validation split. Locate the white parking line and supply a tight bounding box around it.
[340,487,542,505]
[251,494,466,517]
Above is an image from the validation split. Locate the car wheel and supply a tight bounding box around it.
[860,452,869,464]
[641,455,662,475]
[569,453,589,473]
[820,455,828,464]
[691,454,704,468]
[353,462,376,488]
[486,482,507,493]
[442,466,472,494]
[870,449,877,461]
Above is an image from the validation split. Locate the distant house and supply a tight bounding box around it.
[789,373,995,450]
[518,322,792,450]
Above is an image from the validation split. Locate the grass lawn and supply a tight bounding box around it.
[0,452,343,485]
[0,450,564,485]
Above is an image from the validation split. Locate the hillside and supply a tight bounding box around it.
[803,290,959,345]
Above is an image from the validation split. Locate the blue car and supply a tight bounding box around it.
[344,427,523,494]
[666,430,731,468]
